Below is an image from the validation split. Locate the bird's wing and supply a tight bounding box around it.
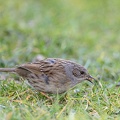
[16,58,58,76]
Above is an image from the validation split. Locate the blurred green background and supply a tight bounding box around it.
[1,0,120,80]
[0,0,120,119]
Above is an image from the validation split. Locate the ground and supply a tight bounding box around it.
[0,0,120,119]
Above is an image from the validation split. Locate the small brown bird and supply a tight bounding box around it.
[0,58,94,93]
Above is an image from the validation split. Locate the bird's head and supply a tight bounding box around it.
[72,66,95,83]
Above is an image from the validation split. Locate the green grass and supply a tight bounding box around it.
[0,0,120,119]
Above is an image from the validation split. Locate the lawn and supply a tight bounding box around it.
[0,0,120,119]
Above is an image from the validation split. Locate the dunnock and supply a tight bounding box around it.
[0,58,94,93]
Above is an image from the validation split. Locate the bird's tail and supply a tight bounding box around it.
[0,68,16,72]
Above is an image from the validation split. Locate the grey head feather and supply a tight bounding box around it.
[62,62,75,82]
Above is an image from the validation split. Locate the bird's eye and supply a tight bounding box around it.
[80,71,85,74]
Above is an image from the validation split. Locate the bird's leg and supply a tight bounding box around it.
[40,92,53,101]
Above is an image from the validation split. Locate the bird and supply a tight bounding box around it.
[0,58,95,94]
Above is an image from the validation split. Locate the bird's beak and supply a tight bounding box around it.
[86,75,95,83]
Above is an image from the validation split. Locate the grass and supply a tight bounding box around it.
[0,0,120,119]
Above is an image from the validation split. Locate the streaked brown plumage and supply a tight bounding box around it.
[0,58,94,93]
